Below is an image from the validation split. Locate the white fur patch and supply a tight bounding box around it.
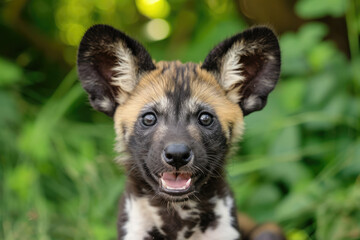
[220,42,246,94]
[157,96,171,113]
[186,97,200,113]
[201,195,240,240]
[98,96,113,112]
[242,94,259,110]
[123,196,164,240]
[111,42,138,104]
[174,200,199,220]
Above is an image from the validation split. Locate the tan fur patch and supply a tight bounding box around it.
[191,66,244,143]
[114,62,176,147]
[187,124,201,142]
[153,124,168,142]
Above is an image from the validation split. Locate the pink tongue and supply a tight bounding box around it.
[162,172,191,189]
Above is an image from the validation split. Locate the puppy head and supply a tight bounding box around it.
[77,25,280,200]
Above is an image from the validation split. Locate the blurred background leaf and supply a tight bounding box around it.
[1,0,359,240]
[295,0,349,18]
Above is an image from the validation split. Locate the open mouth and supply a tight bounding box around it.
[159,172,192,194]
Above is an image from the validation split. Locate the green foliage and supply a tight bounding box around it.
[0,58,23,86]
[1,0,359,240]
[296,0,349,18]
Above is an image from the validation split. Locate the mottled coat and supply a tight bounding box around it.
[77,24,283,240]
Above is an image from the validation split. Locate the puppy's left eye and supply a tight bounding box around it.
[198,112,213,126]
[142,113,157,126]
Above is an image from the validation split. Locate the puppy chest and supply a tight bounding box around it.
[121,196,240,240]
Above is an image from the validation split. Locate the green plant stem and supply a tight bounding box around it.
[346,0,359,59]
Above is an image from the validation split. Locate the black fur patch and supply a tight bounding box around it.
[184,230,194,238]
[117,196,128,239]
[145,227,166,240]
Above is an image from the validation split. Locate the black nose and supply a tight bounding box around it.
[163,144,193,168]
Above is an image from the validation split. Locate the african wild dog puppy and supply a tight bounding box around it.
[77,25,284,240]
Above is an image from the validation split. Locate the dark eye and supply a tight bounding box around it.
[142,113,157,126]
[198,112,214,126]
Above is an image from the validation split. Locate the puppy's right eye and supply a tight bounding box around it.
[142,113,157,126]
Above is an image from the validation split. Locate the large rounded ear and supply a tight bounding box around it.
[77,24,155,117]
[201,26,281,116]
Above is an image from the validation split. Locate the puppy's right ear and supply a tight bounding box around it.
[77,24,155,117]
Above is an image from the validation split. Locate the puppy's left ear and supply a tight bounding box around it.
[201,27,281,116]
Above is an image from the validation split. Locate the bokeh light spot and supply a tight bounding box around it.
[145,19,171,41]
[135,0,170,19]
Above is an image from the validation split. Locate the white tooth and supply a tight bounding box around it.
[185,178,191,187]
[167,185,186,190]
[161,178,167,188]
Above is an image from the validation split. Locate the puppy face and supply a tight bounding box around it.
[113,61,244,199]
[77,25,280,200]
